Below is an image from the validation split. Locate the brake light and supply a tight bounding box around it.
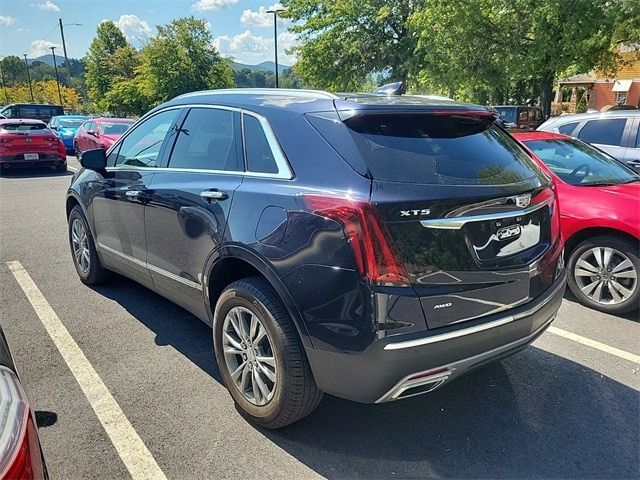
[0,367,45,480]
[302,195,409,286]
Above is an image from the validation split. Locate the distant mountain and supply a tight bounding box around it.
[231,60,291,75]
[28,54,67,66]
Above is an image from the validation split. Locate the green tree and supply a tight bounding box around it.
[140,17,234,104]
[282,0,423,90]
[85,20,129,106]
[1,56,27,85]
[411,0,633,116]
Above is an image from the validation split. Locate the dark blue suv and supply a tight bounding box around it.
[66,89,566,428]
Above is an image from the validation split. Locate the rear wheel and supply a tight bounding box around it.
[68,205,109,285]
[74,142,80,158]
[55,163,67,173]
[567,235,639,314]
[213,277,323,428]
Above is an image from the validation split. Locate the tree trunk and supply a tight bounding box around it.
[540,72,554,118]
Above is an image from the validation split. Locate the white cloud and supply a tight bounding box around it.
[37,1,60,12]
[240,4,290,28]
[213,30,296,65]
[191,0,238,12]
[115,14,152,46]
[0,15,16,26]
[29,39,62,57]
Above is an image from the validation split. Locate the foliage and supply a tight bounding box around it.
[282,0,423,91]
[85,20,129,108]
[235,67,301,88]
[576,92,588,113]
[1,56,28,85]
[2,80,81,110]
[138,17,234,105]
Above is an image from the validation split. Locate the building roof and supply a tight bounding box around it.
[558,73,596,85]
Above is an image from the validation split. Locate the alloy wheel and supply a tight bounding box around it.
[222,306,277,406]
[574,247,637,305]
[71,218,90,274]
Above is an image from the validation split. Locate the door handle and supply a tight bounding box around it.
[627,160,640,166]
[200,190,229,201]
[125,190,143,198]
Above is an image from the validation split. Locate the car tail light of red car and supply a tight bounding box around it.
[0,367,45,480]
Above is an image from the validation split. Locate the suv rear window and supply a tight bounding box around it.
[311,113,540,185]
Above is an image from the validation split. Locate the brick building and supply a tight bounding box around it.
[555,44,640,112]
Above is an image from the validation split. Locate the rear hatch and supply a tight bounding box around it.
[0,122,62,159]
[308,106,557,329]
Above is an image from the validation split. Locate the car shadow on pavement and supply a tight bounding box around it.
[91,276,223,384]
[0,168,73,179]
[93,277,638,479]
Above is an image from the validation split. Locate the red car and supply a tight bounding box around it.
[0,119,67,173]
[73,117,134,157]
[514,131,639,314]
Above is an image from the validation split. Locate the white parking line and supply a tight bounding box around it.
[7,261,167,480]
[547,326,640,364]
[67,166,77,172]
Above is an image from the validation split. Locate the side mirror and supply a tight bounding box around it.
[80,148,107,171]
[87,129,96,136]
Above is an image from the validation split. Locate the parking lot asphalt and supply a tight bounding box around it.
[1,158,638,479]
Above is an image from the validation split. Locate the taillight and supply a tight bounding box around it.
[0,367,45,480]
[301,195,409,286]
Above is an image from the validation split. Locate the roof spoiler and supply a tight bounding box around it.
[372,81,406,96]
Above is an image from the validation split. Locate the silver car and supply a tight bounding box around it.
[537,111,640,173]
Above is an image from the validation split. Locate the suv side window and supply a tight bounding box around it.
[558,122,579,135]
[578,118,626,146]
[110,109,179,168]
[243,114,278,174]
[168,107,240,171]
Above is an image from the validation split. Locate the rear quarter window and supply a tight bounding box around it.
[577,118,627,146]
[314,113,542,185]
[557,122,579,135]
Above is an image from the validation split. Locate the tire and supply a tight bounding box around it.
[213,277,323,428]
[74,143,80,158]
[68,205,109,285]
[567,235,639,314]
[56,163,67,173]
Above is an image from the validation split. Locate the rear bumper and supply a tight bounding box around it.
[0,155,65,169]
[306,270,566,403]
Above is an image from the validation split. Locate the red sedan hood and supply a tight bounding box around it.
[595,181,640,201]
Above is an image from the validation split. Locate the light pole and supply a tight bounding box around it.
[266,7,285,88]
[59,19,82,81]
[23,54,34,102]
[50,46,63,107]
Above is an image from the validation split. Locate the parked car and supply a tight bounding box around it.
[0,119,67,173]
[0,323,48,479]
[493,105,544,130]
[537,111,640,174]
[48,115,90,154]
[0,103,64,123]
[514,131,639,314]
[66,89,565,428]
[74,117,134,157]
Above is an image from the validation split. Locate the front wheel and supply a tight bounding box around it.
[567,235,639,314]
[68,205,109,285]
[213,277,323,428]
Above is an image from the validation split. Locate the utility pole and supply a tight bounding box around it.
[0,61,9,103]
[59,18,71,81]
[50,46,63,107]
[23,54,34,102]
[266,7,284,88]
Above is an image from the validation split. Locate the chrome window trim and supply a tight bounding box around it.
[98,242,202,291]
[106,103,293,179]
[420,196,553,230]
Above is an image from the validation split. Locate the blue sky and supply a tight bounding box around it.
[0,0,295,65]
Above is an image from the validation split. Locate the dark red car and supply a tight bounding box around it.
[0,119,67,173]
[514,131,639,314]
[73,117,134,157]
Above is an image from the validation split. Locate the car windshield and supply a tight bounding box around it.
[59,119,85,129]
[101,122,132,135]
[524,138,639,186]
[494,107,517,124]
[0,122,47,132]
